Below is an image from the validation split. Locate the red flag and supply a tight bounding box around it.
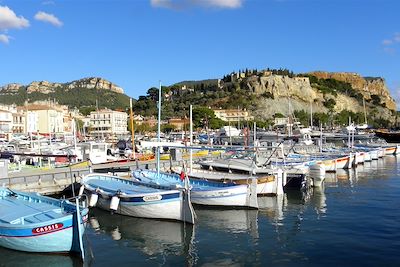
[180,171,185,181]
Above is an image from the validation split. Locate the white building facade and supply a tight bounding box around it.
[90,109,128,138]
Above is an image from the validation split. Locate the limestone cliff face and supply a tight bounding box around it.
[27,81,62,93]
[0,77,124,94]
[0,83,22,92]
[309,71,396,110]
[236,72,395,122]
[245,74,323,103]
[67,77,124,94]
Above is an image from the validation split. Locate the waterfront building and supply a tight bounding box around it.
[89,109,128,139]
[0,107,12,139]
[23,102,64,134]
[0,104,27,139]
[13,107,26,134]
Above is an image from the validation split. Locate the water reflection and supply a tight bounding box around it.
[89,208,195,262]
[259,185,327,219]
[195,208,259,238]
[0,247,80,267]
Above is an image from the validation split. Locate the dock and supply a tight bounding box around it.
[0,159,204,195]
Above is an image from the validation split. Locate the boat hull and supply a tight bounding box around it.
[82,173,195,224]
[133,170,258,208]
[0,217,86,253]
[190,185,251,207]
[96,193,186,221]
[0,188,88,254]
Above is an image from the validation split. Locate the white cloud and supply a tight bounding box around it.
[34,11,63,27]
[196,0,242,8]
[0,5,30,30]
[394,32,400,42]
[0,33,10,44]
[382,32,400,46]
[150,0,243,9]
[382,39,393,45]
[42,1,55,5]
[382,32,400,54]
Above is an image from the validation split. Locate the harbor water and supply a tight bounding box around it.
[1,156,400,266]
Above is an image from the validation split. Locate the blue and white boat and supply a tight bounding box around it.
[0,188,88,258]
[80,173,195,224]
[132,169,258,209]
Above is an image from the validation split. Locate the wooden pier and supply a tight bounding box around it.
[0,158,207,195]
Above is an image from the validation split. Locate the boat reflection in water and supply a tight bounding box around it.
[195,208,259,238]
[88,208,196,264]
[258,185,327,223]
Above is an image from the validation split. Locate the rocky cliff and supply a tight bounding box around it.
[0,83,22,93]
[0,77,124,94]
[231,71,396,122]
[309,71,396,111]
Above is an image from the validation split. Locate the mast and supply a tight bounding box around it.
[157,81,162,178]
[73,118,77,161]
[129,98,136,159]
[310,100,313,129]
[189,105,193,174]
[363,98,367,125]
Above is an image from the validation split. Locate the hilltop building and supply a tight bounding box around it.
[213,109,254,123]
[168,118,189,131]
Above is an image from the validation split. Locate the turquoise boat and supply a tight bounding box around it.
[0,188,88,259]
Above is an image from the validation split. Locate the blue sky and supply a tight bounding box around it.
[0,0,399,104]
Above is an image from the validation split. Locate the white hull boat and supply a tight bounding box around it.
[132,170,258,209]
[81,173,195,224]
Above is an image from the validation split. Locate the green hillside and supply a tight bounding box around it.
[0,86,130,114]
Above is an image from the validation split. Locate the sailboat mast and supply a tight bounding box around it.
[363,98,367,125]
[73,118,77,160]
[310,100,313,129]
[157,81,162,178]
[189,105,193,173]
[129,98,136,159]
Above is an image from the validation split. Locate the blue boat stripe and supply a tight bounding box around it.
[120,192,181,203]
[120,198,181,206]
[0,225,73,238]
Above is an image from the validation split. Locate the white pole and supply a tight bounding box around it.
[363,98,367,125]
[157,81,162,178]
[320,122,323,152]
[189,105,193,174]
[73,118,77,162]
[310,100,313,129]
[348,117,351,149]
[253,121,256,147]
[129,98,136,159]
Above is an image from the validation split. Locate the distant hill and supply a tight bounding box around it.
[0,77,130,113]
[132,69,397,128]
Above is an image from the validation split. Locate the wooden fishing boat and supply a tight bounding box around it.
[173,167,282,196]
[132,169,258,209]
[0,188,87,258]
[80,173,195,224]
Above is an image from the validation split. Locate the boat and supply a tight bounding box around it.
[80,173,195,224]
[375,129,400,143]
[173,167,283,195]
[0,188,88,258]
[132,169,258,209]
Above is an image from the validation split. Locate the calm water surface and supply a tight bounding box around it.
[1,156,400,267]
